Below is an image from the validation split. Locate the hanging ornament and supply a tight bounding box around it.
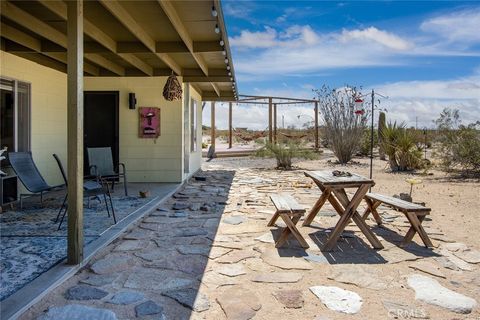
[163,73,183,101]
[354,97,365,115]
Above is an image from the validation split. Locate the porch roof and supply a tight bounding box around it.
[0,0,237,101]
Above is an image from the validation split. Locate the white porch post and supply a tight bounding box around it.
[67,0,84,264]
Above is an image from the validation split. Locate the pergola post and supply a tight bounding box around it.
[268,97,273,143]
[314,101,319,150]
[228,102,232,149]
[67,0,84,265]
[273,103,277,144]
[211,101,216,151]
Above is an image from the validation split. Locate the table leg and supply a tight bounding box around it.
[363,198,382,225]
[324,185,383,251]
[303,189,330,226]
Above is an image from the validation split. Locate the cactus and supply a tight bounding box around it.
[378,112,386,160]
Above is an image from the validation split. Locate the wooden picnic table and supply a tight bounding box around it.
[303,170,384,251]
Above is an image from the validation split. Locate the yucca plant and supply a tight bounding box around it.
[379,122,402,170]
[380,122,422,171]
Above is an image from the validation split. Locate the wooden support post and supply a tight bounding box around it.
[67,0,84,265]
[273,103,277,144]
[228,102,232,149]
[268,97,273,143]
[211,101,216,151]
[314,101,319,150]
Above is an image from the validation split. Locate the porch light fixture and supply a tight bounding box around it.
[224,58,229,64]
[211,6,218,17]
[222,50,226,56]
[220,40,225,46]
[215,24,220,34]
[228,72,231,76]
[226,65,231,70]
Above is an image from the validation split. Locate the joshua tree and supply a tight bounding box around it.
[378,111,386,160]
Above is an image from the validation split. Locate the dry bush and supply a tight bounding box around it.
[314,85,367,164]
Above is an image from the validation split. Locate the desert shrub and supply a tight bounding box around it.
[314,85,367,164]
[256,142,317,170]
[359,128,378,156]
[435,108,480,174]
[379,122,422,171]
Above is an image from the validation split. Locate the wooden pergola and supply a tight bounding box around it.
[209,94,319,153]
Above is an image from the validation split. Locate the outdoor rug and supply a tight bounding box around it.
[0,194,150,301]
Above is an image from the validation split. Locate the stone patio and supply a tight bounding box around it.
[20,163,479,320]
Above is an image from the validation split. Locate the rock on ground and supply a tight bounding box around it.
[162,288,210,312]
[37,304,117,320]
[64,285,108,301]
[272,290,304,309]
[407,274,477,314]
[309,286,363,314]
[217,287,262,320]
[251,272,303,283]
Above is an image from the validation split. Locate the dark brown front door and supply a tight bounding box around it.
[84,91,119,176]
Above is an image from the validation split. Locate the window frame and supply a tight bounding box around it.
[0,76,31,153]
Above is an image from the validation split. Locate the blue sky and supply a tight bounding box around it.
[205,1,480,130]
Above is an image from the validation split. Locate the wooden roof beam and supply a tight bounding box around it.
[211,83,221,97]
[1,22,100,76]
[36,0,154,75]
[183,76,231,83]
[1,1,124,75]
[99,0,181,75]
[158,0,209,76]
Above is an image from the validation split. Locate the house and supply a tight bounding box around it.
[0,0,237,264]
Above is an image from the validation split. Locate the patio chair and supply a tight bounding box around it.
[87,147,128,196]
[8,152,62,208]
[53,154,116,230]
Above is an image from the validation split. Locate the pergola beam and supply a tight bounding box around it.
[158,0,209,76]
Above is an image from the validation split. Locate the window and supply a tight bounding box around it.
[190,98,198,152]
[0,78,31,155]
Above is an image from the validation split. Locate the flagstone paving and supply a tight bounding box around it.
[22,160,479,320]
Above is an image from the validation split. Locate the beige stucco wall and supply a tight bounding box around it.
[1,50,200,186]
[0,51,67,186]
[84,77,185,182]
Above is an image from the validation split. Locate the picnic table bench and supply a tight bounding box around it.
[268,193,309,249]
[363,192,433,247]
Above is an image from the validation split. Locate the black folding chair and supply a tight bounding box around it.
[53,154,116,230]
[9,152,62,208]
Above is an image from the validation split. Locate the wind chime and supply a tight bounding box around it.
[163,72,183,101]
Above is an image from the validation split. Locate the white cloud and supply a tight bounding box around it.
[202,76,480,130]
[230,25,320,49]
[229,27,278,48]
[372,75,480,128]
[420,8,480,44]
[339,27,413,51]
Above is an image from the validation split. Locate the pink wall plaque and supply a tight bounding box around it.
[139,107,160,138]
